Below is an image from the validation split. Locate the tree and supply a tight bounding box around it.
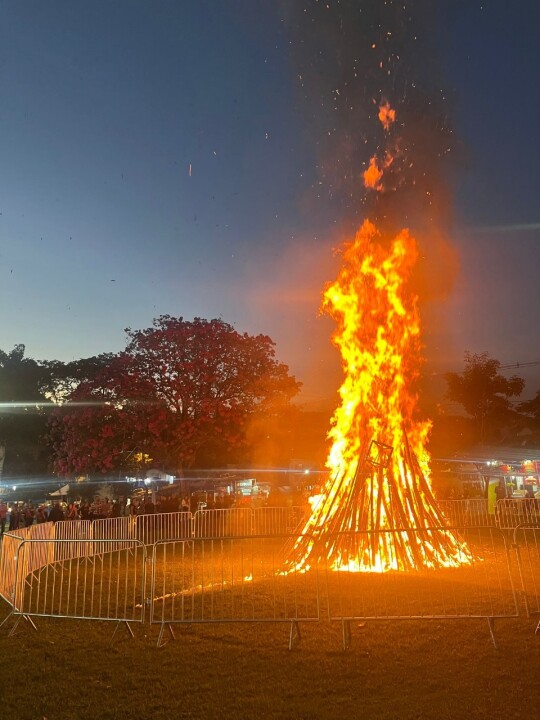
[47,355,158,477]
[517,389,540,442]
[40,354,116,404]
[0,345,50,477]
[445,352,524,445]
[518,390,540,422]
[0,345,121,479]
[49,317,301,476]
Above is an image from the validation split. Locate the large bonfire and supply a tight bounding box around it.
[286,103,472,574]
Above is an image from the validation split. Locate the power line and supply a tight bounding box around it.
[498,360,540,371]
[430,359,540,378]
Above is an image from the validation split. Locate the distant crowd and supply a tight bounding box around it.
[0,493,241,535]
[0,492,308,534]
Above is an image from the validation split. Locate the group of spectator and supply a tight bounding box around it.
[0,501,50,533]
[0,494,197,533]
[0,491,278,536]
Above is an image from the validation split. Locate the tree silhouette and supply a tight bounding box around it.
[0,345,50,476]
[445,352,524,445]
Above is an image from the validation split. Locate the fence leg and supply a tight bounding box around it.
[512,542,531,618]
[7,615,22,637]
[7,613,38,637]
[110,620,134,646]
[157,623,176,648]
[342,620,352,651]
[0,610,14,629]
[487,617,498,650]
[24,614,38,632]
[7,613,37,637]
[288,621,301,650]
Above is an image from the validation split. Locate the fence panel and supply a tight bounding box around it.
[53,520,94,562]
[193,508,253,538]
[91,516,134,551]
[437,499,493,527]
[135,512,193,545]
[323,527,518,625]
[0,525,56,609]
[0,533,22,605]
[251,507,306,536]
[513,525,540,620]
[497,499,540,529]
[13,539,146,624]
[150,535,320,629]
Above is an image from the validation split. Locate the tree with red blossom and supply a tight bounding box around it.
[49,317,301,476]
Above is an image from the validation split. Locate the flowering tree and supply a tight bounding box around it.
[49,317,301,476]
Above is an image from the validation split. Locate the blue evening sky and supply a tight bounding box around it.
[1,1,539,408]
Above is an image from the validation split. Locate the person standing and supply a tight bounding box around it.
[36,505,47,524]
[24,504,35,527]
[495,480,507,502]
[80,500,90,520]
[101,497,112,518]
[48,502,65,523]
[66,502,78,520]
[9,504,20,531]
[0,501,7,535]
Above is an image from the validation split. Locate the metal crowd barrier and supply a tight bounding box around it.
[4,538,146,637]
[192,508,253,538]
[435,499,540,530]
[323,526,519,648]
[92,516,134,551]
[53,520,94,562]
[191,507,306,539]
[0,524,55,610]
[134,511,192,546]
[250,506,305,536]
[512,524,540,633]
[2,516,537,647]
[436,499,493,527]
[149,534,320,647]
[497,499,540,530]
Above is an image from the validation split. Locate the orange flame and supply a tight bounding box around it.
[363,152,394,191]
[286,220,472,573]
[363,157,384,190]
[324,220,426,471]
[378,100,396,130]
[363,100,396,191]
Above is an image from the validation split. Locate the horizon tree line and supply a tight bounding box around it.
[1,320,540,482]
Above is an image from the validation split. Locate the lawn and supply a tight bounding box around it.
[0,610,538,720]
[1,524,539,720]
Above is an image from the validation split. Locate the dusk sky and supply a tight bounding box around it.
[1,0,539,410]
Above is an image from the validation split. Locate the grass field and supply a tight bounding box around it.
[1,527,538,719]
[0,609,538,720]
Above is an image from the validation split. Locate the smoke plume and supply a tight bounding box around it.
[283,0,460,300]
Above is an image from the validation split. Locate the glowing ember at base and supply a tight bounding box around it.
[285,220,472,574]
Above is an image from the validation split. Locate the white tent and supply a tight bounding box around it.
[50,484,70,496]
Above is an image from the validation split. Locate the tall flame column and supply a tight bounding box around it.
[287,220,471,573]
